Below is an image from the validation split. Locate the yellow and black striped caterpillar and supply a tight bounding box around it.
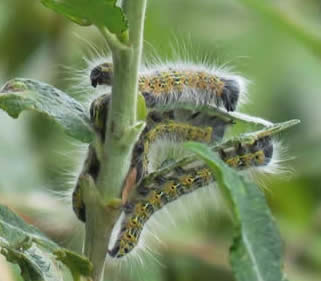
[89,93,229,180]
[90,62,246,112]
[72,115,228,223]
[108,135,274,258]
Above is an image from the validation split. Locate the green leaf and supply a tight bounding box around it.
[55,249,93,281]
[41,0,127,34]
[185,142,287,281]
[0,205,61,281]
[0,78,94,143]
[1,243,63,281]
[137,92,147,121]
[0,204,92,280]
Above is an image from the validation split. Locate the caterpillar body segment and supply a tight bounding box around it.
[72,144,100,222]
[108,136,275,258]
[89,94,111,142]
[89,62,246,112]
[141,121,214,175]
[219,136,273,169]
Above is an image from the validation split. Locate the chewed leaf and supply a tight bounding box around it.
[55,249,93,281]
[1,243,63,281]
[185,142,287,281]
[41,0,127,34]
[0,78,94,143]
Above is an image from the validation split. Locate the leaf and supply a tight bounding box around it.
[1,243,63,281]
[0,204,92,280]
[185,142,287,281]
[0,78,94,143]
[41,0,127,34]
[0,205,58,250]
[137,92,147,121]
[0,205,61,281]
[55,249,93,281]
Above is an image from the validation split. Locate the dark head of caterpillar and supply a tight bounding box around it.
[220,78,240,112]
[90,62,113,88]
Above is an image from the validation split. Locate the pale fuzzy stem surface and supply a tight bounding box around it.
[83,1,148,281]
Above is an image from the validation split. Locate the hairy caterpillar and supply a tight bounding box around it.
[90,62,247,112]
[108,135,274,258]
[89,93,229,178]
[72,120,226,223]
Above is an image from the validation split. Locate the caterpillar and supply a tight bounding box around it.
[108,135,274,258]
[72,119,227,223]
[90,62,247,112]
[89,93,229,178]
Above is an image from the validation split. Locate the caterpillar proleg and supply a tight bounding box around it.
[90,62,247,112]
[108,135,275,258]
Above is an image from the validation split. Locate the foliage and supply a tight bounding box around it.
[0,205,92,281]
[41,0,127,33]
[186,142,287,281]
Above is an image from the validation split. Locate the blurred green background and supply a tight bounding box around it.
[0,0,321,280]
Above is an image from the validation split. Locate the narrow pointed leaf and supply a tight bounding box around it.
[185,142,287,281]
[0,78,94,142]
[41,0,127,34]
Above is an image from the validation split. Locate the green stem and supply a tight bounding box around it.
[239,0,321,59]
[83,1,148,280]
[97,0,147,201]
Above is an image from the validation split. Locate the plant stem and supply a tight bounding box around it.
[83,1,147,280]
[97,0,147,201]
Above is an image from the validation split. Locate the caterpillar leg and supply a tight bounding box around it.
[89,62,246,112]
[108,135,274,258]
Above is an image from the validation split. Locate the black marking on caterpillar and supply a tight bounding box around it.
[89,62,245,112]
[108,136,274,258]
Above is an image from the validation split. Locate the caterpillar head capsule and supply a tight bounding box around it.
[90,62,113,87]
